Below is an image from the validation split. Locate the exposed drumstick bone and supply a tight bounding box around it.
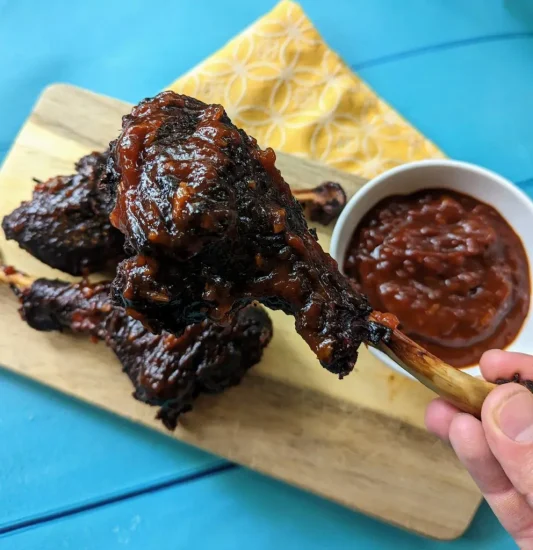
[369,312,496,417]
[292,182,347,225]
[0,266,35,289]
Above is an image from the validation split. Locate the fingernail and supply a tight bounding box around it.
[496,389,533,442]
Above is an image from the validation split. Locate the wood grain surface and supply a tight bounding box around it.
[0,84,480,540]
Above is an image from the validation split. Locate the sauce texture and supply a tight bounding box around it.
[344,189,530,367]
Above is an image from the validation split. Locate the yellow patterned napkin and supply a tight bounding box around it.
[168,0,443,179]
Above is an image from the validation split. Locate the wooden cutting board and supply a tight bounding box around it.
[0,84,481,540]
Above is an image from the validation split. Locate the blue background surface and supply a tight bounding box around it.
[1,0,533,547]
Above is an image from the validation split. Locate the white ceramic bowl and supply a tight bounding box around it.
[330,159,533,379]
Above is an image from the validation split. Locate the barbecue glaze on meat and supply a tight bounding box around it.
[104,92,389,378]
[2,152,124,275]
[16,278,272,429]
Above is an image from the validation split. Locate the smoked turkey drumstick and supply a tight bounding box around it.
[2,152,124,275]
[292,182,347,226]
[1,268,272,429]
[103,92,390,378]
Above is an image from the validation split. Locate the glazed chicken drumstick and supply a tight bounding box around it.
[104,92,390,377]
[1,268,272,429]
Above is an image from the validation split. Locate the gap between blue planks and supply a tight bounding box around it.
[352,32,533,70]
[0,463,238,537]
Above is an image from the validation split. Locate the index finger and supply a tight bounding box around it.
[480,350,533,383]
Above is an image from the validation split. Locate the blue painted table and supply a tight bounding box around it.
[1,1,532,547]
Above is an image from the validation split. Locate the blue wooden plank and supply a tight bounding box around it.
[0,370,225,530]
[0,468,513,549]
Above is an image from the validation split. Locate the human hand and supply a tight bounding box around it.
[426,350,533,548]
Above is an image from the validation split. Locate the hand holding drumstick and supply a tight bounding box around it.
[427,350,533,547]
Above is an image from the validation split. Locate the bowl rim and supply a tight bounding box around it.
[330,158,533,380]
[334,159,533,242]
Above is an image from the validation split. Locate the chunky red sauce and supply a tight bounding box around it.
[344,189,531,367]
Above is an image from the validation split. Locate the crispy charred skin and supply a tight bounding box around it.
[16,278,111,336]
[17,278,273,429]
[104,91,389,377]
[2,152,124,275]
[107,301,272,429]
[293,182,347,226]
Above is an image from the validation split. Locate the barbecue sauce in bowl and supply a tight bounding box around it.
[344,189,531,367]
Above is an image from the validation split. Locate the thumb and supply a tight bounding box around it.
[482,383,533,505]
